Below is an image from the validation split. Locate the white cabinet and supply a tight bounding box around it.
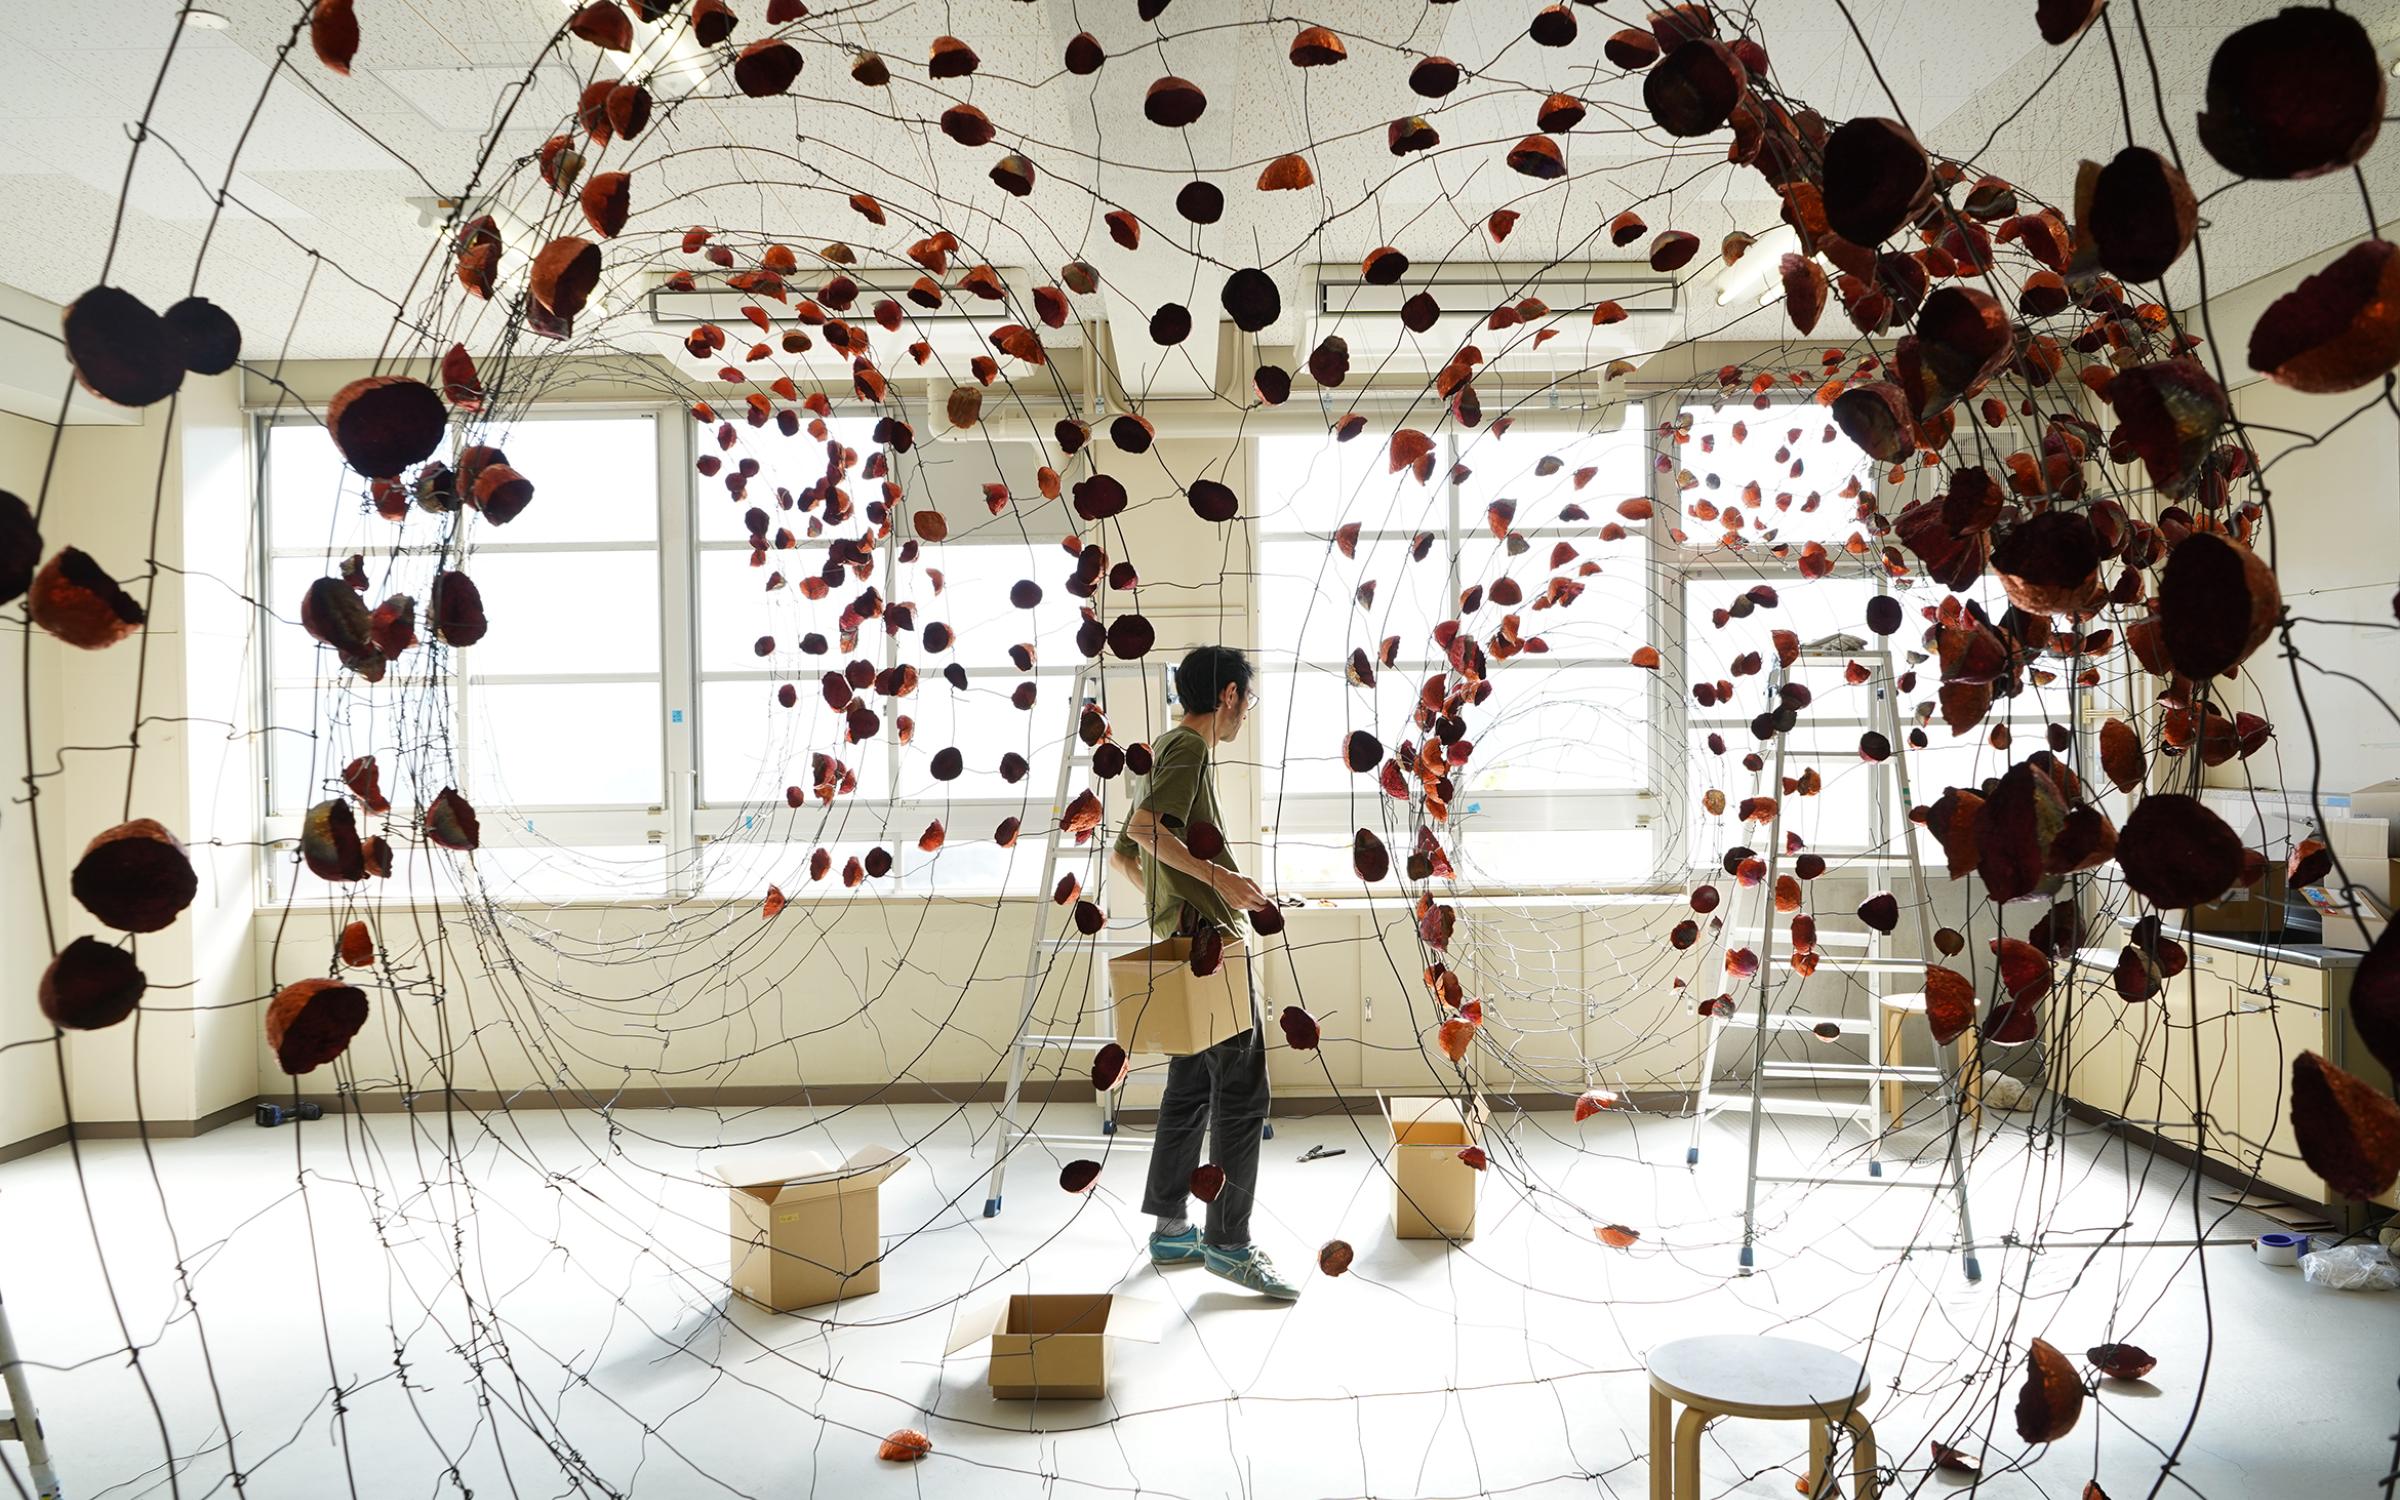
[2066,933,2392,1214]
[1258,912,1362,1093]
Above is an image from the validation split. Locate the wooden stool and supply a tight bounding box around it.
[1646,1335,1878,1500]
[1877,990,1979,1127]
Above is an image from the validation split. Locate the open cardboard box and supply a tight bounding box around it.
[1108,937,1255,1055]
[714,1145,910,1312]
[2187,863,2285,934]
[943,1292,1164,1399]
[1381,1094,1488,1241]
[2294,815,2393,952]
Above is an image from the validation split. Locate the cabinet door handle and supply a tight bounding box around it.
[2236,1000,2268,1015]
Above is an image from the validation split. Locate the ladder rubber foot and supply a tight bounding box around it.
[1963,1255,1983,1283]
[1738,1246,1754,1274]
[1101,1118,1115,1135]
[1868,1160,1883,1177]
[1262,1122,1275,1140]
[1686,1147,1699,1165]
[981,1197,1001,1218]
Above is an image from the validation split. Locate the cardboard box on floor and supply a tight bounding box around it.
[1108,937,1254,1055]
[943,1293,1165,1399]
[714,1146,909,1312]
[1381,1094,1488,1241]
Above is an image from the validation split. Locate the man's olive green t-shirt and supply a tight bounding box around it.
[1112,724,1242,937]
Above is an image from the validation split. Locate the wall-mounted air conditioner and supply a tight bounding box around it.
[1303,261,1677,372]
[643,270,1083,366]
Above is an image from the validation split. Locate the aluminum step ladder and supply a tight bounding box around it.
[977,659,1274,1216]
[980,654,1147,1217]
[1686,633,1983,1282]
[0,1289,62,1498]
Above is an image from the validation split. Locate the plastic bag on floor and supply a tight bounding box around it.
[2300,1243,2400,1291]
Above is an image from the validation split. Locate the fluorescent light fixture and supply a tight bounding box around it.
[1710,224,1804,307]
[559,0,716,95]
[407,195,538,301]
[182,8,231,28]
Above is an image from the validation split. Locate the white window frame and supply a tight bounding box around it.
[1251,405,1678,895]
[257,405,686,898]
[1660,396,2065,878]
[687,424,1107,899]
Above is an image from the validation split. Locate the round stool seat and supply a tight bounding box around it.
[1647,1335,1871,1418]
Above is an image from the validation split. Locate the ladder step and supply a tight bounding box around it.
[1760,1061,1944,1082]
[1716,1012,1876,1033]
[1040,933,1154,950]
[999,1129,1155,1151]
[1708,1095,1877,1119]
[1753,1171,1949,1189]
[1780,956,1923,973]
[1018,1033,1124,1049]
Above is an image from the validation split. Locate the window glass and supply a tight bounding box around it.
[263,415,666,866]
[264,422,376,553]
[464,682,662,807]
[698,678,892,806]
[691,419,878,545]
[1453,407,1648,531]
[460,551,659,677]
[1256,432,1439,536]
[1671,404,1879,551]
[1256,408,1656,892]
[923,540,1084,671]
[1463,667,1650,793]
[898,680,1066,801]
[469,416,658,546]
[696,545,852,674]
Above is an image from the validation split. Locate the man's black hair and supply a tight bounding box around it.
[1174,645,1253,714]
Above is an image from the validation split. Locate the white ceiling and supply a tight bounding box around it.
[0,0,2393,373]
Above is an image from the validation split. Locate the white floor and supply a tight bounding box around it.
[0,1091,2389,1499]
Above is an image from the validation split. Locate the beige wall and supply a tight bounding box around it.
[1,373,261,1153]
[1,409,69,1148]
[248,895,1703,1114]
[2192,221,2400,801]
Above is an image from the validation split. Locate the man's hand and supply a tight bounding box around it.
[1209,868,1268,913]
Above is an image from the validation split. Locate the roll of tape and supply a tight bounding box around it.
[2256,1232,2306,1267]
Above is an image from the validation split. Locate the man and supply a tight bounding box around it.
[1109,645,1300,1300]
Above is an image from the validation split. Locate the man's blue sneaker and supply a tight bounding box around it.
[1201,1242,1300,1300]
[1149,1225,1204,1265]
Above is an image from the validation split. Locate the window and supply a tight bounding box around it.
[262,400,1144,903]
[1669,402,2065,875]
[687,425,1081,900]
[260,411,670,901]
[1253,404,1665,892]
